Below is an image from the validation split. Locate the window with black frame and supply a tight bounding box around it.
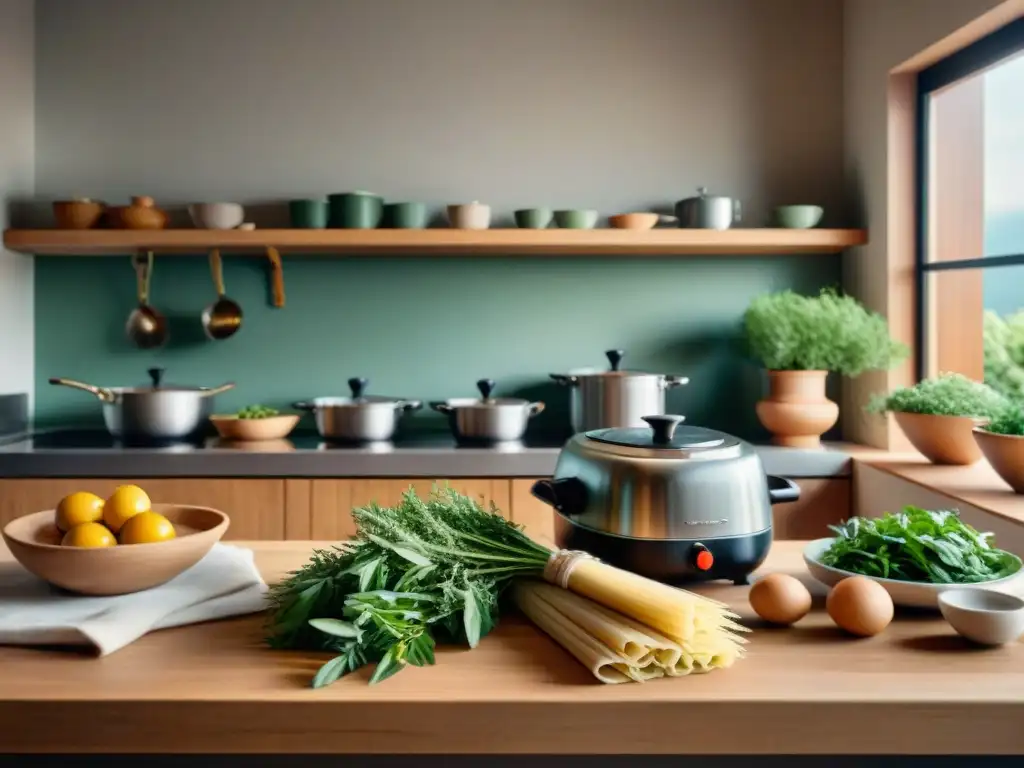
[916,18,1024,398]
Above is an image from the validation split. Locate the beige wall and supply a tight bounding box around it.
[0,0,34,400]
[842,0,1009,447]
[34,0,845,227]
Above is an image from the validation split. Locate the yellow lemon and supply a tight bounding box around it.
[103,484,151,533]
[118,511,177,545]
[54,492,105,533]
[61,522,116,548]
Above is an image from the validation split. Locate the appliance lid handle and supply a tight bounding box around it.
[642,414,685,444]
[767,475,800,504]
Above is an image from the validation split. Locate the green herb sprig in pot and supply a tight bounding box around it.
[743,289,907,448]
[869,373,1006,465]
[974,401,1024,493]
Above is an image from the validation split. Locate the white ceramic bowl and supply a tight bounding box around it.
[188,202,245,230]
[802,538,1024,609]
[938,589,1024,645]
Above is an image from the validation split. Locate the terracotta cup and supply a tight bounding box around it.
[755,370,839,448]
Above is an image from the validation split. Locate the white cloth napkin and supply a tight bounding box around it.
[0,543,267,656]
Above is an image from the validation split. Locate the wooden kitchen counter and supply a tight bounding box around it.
[0,541,1021,755]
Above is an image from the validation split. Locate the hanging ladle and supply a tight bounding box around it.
[125,251,168,349]
[202,248,243,340]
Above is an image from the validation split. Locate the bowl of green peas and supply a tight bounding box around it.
[209,404,300,441]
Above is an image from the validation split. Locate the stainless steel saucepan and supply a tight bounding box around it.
[551,349,689,432]
[49,367,234,443]
[431,379,544,445]
[294,377,422,443]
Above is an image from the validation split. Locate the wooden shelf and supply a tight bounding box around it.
[3,228,867,256]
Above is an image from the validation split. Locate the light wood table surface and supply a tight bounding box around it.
[0,540,1020,755]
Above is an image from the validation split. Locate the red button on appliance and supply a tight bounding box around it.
[694,545,714,572]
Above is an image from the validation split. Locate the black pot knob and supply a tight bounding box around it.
[348,377,368,398]
[642,414,685,444]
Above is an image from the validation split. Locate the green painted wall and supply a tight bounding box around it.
[34,255,840,440]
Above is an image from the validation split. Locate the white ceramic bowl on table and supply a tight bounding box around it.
[938,589,1024,645]
[802,537,1024,609]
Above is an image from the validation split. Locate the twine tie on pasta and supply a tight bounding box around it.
[543,549,596,588]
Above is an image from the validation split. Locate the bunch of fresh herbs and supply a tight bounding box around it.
[742,288,907,376]
[982,401,1024,436]
[267,486,552,686]
[822,506,1020,583]
[867,372,1006,418]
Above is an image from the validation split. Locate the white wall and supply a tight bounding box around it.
[0,0,35,400]
[33,0,845,227]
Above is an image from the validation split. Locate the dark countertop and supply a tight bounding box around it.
[0,429,855,478]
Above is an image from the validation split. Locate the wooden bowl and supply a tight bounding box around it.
[893,412,986,465]
[53,199,105,229]
[609,212,659,230]
[209,413,300,441]
[1,504,229,596]
[974,428,1024,493]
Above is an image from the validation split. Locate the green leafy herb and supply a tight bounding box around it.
[267,486,552,687]
[237,404,280,419]
[743,288,907,376]
[821,506,1020,583]
[867,372,1006,417]
[982,401,1024,436]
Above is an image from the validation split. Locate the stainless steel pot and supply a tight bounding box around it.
[294,377,421,444]
[674,186,741,230]
[431,379,544,445]
[49,367,234,443]
[551,349,688,432]
[530,414,799,584]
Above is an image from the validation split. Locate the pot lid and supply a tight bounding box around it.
[450,378,530,407]
[552,349,665,380]
[585,415,738,451]
[341,377,406,404]
[125,367,223,393]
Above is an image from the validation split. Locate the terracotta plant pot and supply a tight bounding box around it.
[755,370,838,448]
[974,428,1024,492]
[893,412,984,465]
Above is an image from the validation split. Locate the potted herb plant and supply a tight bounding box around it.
[743,289,906,447]
[973,402,1024,492]
[869,373,1006,465]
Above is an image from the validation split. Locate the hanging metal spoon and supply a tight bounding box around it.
[126,251,168,349]
[201,249,243,340]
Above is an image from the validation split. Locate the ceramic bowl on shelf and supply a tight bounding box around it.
[554,209,599,229]
[774,205,824,229]
[938,588,1024,646]
[188,202,245,230]
[973,428,1024,493]
[894,412,986,465]
[107,196,168,230]
[53,198,105,229]
[1,505,229,596]
[802,537,1024,609]
[209,414,300,441]
[447,202,491,230]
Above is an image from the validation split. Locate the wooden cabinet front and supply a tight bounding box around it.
[0,478,286,540]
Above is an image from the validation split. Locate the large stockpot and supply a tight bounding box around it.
[431,379,544,445]
[551,349,689,432]
[294,378,421,443]
[49,367,234,443]
[530,414,800,585]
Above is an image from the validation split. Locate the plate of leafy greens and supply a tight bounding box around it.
[803,506,1023,608]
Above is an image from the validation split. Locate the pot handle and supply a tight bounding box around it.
[201,382,236,397]
[549,373,579,386]
[292,401,316,412]
[398,399,423,412]
[662,375,690,389]
[531,477,588,516]
[528,401,546,417]
[430,401,453,414]
[348,377,368,398]
[767,475,800,505]
[605,349,624,371]
[48,377,116,404]
[477,378,495,400]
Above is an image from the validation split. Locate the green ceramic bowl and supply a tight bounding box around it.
[554,209,599,229]
[774,205,823,229]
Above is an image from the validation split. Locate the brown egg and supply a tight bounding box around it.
[749,573,813,625]
[826,576,894,637]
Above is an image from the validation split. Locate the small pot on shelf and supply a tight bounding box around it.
[755,370,838,448]
[973,428,1024,488]
[431,379,544,445]
[894,412,985,465]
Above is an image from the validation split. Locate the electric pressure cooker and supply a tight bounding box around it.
[530,414,800,584]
